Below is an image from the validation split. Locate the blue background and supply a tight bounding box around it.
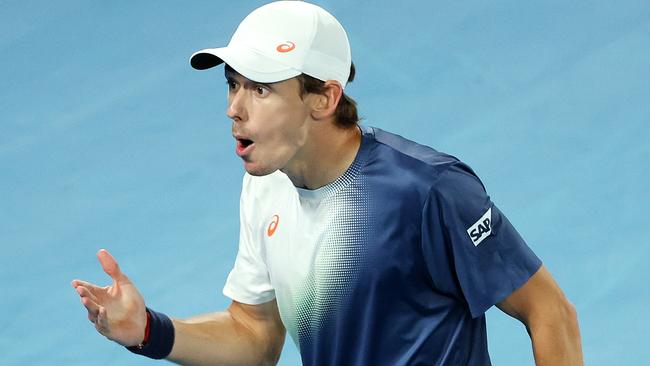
[1,1,649,365]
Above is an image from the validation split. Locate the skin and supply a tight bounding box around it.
[71,68,583,365]
[71,68,360,365]
[497,266,583,365]
[225,66,361,189]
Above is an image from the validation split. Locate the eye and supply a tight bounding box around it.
[254,85,270,97]
[226,79,238,91]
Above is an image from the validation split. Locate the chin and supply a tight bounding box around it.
[244,164,279,177]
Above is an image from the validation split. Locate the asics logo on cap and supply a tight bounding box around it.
[267,214,280,237]
[276,41,296,53]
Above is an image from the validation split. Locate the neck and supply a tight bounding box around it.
[282,123,361,190]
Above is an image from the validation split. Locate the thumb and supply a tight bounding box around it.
[97,249,130,284]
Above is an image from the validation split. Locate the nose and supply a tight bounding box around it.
[226,88,247,122]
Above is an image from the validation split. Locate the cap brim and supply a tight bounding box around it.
[190,50,224,70]
[189,46,301,83]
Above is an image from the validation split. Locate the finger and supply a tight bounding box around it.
[97,249,131,285]
[95,306,109,333]
[88,310,98,324]
[75,285,99,304]
[80,295,100,320]
[71,279,103,293]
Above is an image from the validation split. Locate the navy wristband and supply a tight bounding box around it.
[126,308,175,359]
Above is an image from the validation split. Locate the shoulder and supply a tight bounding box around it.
[364,126,457,169]
[361,126,484,196]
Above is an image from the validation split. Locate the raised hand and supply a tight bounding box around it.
[72,249,147,347]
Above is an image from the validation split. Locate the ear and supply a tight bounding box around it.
[310,81,343,120]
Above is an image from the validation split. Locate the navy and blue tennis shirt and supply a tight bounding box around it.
[224,125,542,365]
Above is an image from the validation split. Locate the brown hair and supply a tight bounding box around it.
[297,63,359,129]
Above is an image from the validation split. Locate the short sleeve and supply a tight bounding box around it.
[421,163,542,318]
[222,174,276,305]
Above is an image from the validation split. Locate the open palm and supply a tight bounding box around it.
[72,249,147,347]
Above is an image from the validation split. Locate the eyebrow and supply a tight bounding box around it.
[224,66,275,89]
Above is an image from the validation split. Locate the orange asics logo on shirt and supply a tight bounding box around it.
[267,215,280,237]
[276,41,296,53]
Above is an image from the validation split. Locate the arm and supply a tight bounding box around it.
[72,249,285,366]
[496,265,583,366]
[169,300,285,366]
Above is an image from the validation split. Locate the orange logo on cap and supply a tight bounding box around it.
[267,214,280,237]
[276,41,296,53]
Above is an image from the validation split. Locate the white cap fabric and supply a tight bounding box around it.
[190,1,352,88]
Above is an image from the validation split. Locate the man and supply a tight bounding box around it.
[72,1,583,365]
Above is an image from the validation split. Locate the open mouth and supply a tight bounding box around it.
[236,138,255,155]
[238,138,254,148]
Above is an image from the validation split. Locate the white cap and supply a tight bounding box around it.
[190,1,352,88]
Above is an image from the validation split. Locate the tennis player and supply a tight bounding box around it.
[72,1,583,364]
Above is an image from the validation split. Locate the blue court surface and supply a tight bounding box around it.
[1,1,649,365]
